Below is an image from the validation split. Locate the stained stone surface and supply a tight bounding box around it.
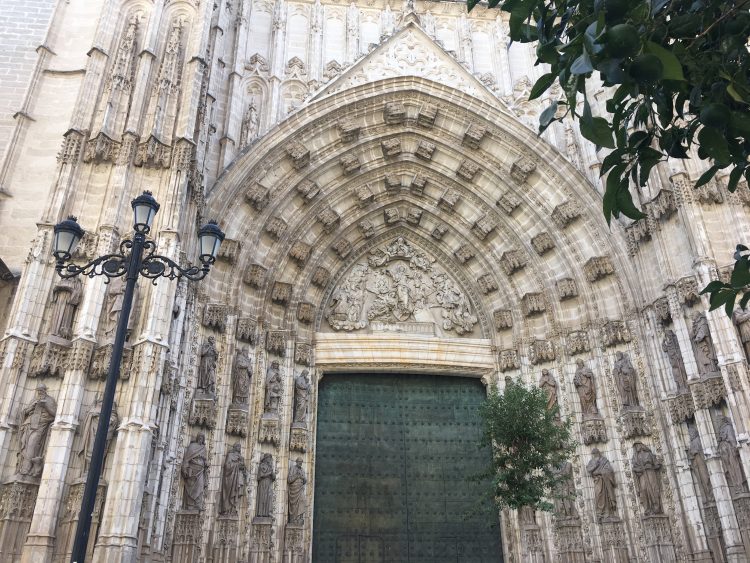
[313,373,502,563]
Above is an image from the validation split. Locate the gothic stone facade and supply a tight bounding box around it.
[0,1,749,562]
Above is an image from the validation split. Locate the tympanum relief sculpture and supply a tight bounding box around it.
[325,237,478,336]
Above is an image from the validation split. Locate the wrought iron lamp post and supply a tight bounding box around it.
[52,191,225,563]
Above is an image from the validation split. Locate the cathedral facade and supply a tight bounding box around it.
[0,0,749,562]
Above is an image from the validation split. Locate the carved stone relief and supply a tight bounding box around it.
[324,237,478,336]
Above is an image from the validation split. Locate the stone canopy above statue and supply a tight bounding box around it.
[324,237,480,337]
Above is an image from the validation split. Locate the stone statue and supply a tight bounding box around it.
[717,416,748,495]
[381,3,395,36]
[49,277,81,339]
[553,461,579,520]
[539,369,560,420]
[688,426,713,502]
[232,350,252,405]
[77,397,119,477]
[197,336,218,396]
[219,443,247,516]
[287,458,307,524]
[613,351,640,408]
[586,448,617,522]
[662,330,688,390]
[241,101,259,147]
[631,442,663,515]
[264,361,283,415]
[105,276,125,337]
[692,313,719,375]
[256,453,276,517]
[574,359,599,416]
[422,10,436,37]
[17,384,57,478]
[293,370,311,425]
[181,433,208,511]
[732,308,750,361]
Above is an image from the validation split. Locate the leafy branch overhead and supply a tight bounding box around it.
[477,377,575,512]
[469,0,750,314]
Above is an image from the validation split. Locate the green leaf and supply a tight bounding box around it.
[709,288,733,311]
[728,166,745,193]
[603,164,626,225]
[615,186,646,221]
[740,292,750,310]
[644,41,685,81]
[700,280,726,295]
[529,73,557,101]
[725,292,738,317]
[694,165,719,188]
[538,101,559,133]
[571,51,594,75]
[580,116,615,148]
[697,127,731,166]
[727,84,749,105]
[731,256,750,289]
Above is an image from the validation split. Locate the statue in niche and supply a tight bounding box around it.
[381,3,395,37]
[574,359,599,417]
[197,336,218,396]
[240,100,259,147]
[732,308,750,362]
[264,361,283,415]
[105,276,125,337]
[717,415,748,495]
[692,313,719,375]
[49,277,82,339]
[287,458,307,524]
[613,351,640,408]
[553,461,579,520]
[232,350,252,405]
[17,384,57,478]
[539,369,560,421]
[77,397,119,477]
[293,370,311,426]
[256,453,276,518]
[688,426,713,502]
[631,442,663,515]
[422,11,436,37]
[347,3,359,52]
[662,330,688,390]
[181,433,208,511]
[219,443,247,516]
[586,448,617,522]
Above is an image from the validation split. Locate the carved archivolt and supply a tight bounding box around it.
[324,236,478,336]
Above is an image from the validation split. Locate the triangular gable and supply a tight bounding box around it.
[310,21,507,107]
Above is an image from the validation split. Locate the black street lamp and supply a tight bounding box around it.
[53,191,224,563]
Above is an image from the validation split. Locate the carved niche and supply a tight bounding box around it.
[324,237,479,336]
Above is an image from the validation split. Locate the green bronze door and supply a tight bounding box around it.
[313,373,503,563]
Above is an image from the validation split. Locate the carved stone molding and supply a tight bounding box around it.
[642,514,673,546]
[557,278,578,301]
[296,179,320,203]
[332,239,352,259]
[665,390,695,423]
[217,239,239,264]
[493,309,513,331]
[289,241,312,265]
[410,175,426,195]
[647,189,677,222]
[690,373,726,410]
[57,129,84,164]
[297,303,315,324]
[311,267,330,288]
[203,304,227,332]
[498,349,520,372]
[245,184,270,211]
[457,159,480,182]
[551,201,580,228]
[243,264,267,288]
[438,189,461,211]
[89,343,133,380]
[289,427,308,452]
[0,480,39,520]
[676,276,700,306]
[510,157,536,184]
[581,417,608,445]
[285,141,309,170]
[236,317,257,344]
[500,249,526,275]
[83,133,120,164]
[584,256,614,282]
[271,282,292,306]
[29,338,71,378]
[417,104,438,127]
[340,154,360,175]
[521,292,545,317]
[68,339,95,371]
[355,184,374,206]
[190,395,217,428]
[384,102,405,124]
[266,331,287,356]
[695,181,724,204]
[133,136,172,169]
[259,415,280,446]
[384,208,400,224]
[415,140,435,160]
[431,223,448,240]
[338,117,360,143]
[173,511,202,549]
[472,215,495,240]
[531,232,555,255]
[601,320,631,348]
[317,207,340,233]
[653,297,671,324]
[529,339,555,365]
[265,217,287,240]
[478,274,498,295]
[620,409,650,439]
[462,123,486,149]
[454,244,475,264]
[381,137,402,157]
[225,405,249,437]
[497,193,521,215]
[625,220,650,255]
[565,330,590,355]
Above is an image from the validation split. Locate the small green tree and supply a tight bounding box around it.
[477,377,576,512]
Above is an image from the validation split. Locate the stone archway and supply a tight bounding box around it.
[201,74,640,562]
